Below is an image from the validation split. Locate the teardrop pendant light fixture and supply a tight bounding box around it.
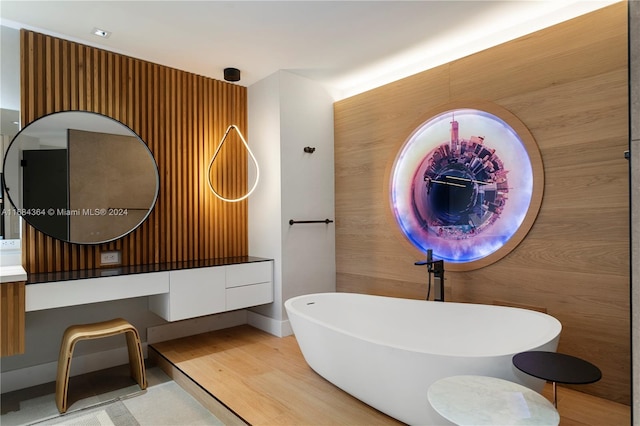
[207,124,260,202]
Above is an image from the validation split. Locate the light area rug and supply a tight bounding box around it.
[122,381,224,426]
[5,382,223,426]
[38,400,137,426]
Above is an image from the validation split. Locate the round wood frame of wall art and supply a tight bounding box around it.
[386,100,544,272]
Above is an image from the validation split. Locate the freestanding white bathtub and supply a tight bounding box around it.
[285,292,562,425]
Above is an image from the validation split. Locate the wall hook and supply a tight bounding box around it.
[303,146,316,153]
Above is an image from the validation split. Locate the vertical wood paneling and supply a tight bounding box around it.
[334,3,629,404]
[0,281,26,357]
[20,30,248,273]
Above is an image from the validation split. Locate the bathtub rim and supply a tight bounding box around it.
[285,292,562,358]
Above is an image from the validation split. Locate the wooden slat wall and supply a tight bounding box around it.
[334,3,629,404]
[0,281,26,356]
[20,30,248,273]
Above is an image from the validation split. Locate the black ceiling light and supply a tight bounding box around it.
[224,67,241,82]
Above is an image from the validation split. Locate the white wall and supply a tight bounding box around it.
[0,26,20,112]
[248,70,336,335]
[247,72,284,322]
[279,71,336,309]
[1,25,22,255]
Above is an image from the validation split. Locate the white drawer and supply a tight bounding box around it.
[168,267,226,321]
[149,267,225,321]
[226,261,272,288]
[226,281,273,311]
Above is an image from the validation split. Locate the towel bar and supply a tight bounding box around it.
[289,219,334,225]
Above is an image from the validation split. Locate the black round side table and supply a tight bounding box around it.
[512,351,602,407]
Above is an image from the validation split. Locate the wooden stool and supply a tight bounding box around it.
[55,318,147,413]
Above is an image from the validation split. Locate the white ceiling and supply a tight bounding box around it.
[0,1,621,101]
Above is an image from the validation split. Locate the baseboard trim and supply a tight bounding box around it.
[146,310,248,344]
[0,345,146,393]
[247,310,292,337]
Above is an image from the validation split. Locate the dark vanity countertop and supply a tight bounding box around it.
[26,256,272,285]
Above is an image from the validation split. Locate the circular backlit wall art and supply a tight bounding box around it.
[390,106,543,270]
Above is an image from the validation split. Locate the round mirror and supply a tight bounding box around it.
[2,111,159,244]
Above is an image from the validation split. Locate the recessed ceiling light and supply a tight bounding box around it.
[92,28,111,38]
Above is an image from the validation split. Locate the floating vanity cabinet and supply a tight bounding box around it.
[149,260,273,322]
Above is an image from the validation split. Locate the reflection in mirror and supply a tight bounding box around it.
[1,108,21,240]
[2,111,159,244]
[1,25,21,244]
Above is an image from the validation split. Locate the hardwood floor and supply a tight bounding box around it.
[149,325,401,425]
[149,325,630,426]
[539,382,630,426]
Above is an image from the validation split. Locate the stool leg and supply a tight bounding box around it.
[553,381,557,408]
[125,329,147,390]
[55,338,76,413]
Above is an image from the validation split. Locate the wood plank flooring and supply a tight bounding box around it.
[539,381,630,426]
[149,325,630,426]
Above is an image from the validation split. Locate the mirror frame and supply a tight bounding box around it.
[1,110,160,245]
